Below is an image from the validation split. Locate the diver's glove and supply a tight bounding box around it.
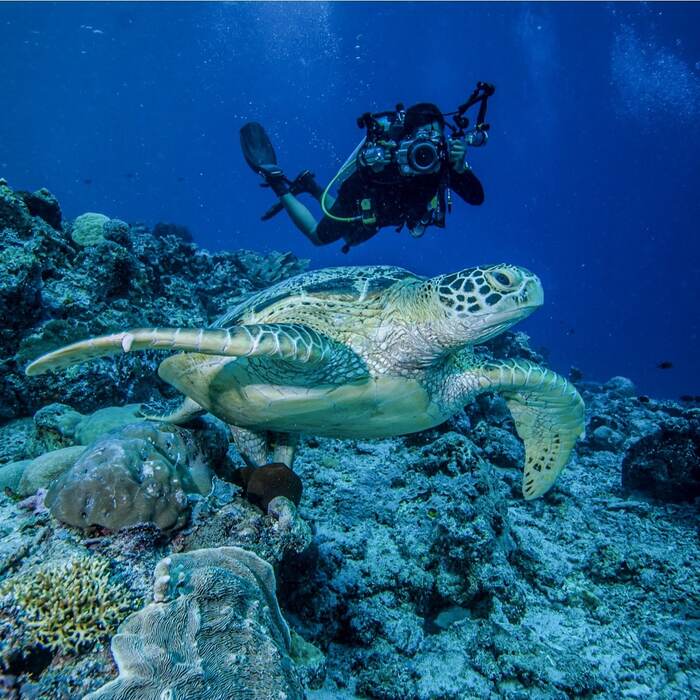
[448,138,468,174]
[257,164,290,197]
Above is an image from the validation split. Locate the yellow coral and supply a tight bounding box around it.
[0,554,135,655]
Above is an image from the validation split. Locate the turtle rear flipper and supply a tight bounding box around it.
[229,426,299,469]
[139,396,205,425]
[483,360,585,500]
[230,425,270,468]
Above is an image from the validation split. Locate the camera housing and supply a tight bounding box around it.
[396,128,445,176]
[358,145,393,172]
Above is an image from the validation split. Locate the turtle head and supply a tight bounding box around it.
[431,264,543,345]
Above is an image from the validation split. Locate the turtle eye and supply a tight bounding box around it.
[487,268,521,292]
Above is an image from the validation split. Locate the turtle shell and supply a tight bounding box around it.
[213,265,420,329]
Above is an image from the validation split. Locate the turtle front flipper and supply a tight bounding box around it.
[480,360,585,500]
[25,324,368,382]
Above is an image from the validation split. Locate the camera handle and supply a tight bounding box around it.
[448,82,495,137]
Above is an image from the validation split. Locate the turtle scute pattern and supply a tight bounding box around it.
[213,265,420,328]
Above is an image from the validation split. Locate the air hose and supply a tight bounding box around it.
[320,138,367,222]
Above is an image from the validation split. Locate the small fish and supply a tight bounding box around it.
[638,395,651,403]
[177,176,185,182]
[679,395,694,402]
[83,178,92,185]
[656,361,673,370]
[565,328,575,336]
[125,172,135,179]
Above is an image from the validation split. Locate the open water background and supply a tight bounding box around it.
[2,1,699,398]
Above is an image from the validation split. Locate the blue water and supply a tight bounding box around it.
[2,2,699,399]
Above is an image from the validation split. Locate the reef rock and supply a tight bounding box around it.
[85,546,303,700]
[17,187,63,230]
[277,380,700,698]
[175,482,313,566]
[621,416,700,502]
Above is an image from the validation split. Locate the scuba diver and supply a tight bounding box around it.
[240,82,494,253]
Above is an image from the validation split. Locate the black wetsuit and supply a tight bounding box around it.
[316,162,484,249]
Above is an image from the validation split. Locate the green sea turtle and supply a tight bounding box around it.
[26,264,584,499]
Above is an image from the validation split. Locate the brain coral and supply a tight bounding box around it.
[46,421,214,531]
[0,554,135,656]
[71,212,109,246]
[86,546,303,700]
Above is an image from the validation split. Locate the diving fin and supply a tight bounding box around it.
[240,122,277,174]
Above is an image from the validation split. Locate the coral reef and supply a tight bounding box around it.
[0,184,698,699]
[0,554,135,656]
[275,383,700,698]
[0,485,313,697]
[0,179,308,423]
[85,547,303,700]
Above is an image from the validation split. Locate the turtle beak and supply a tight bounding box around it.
[522,275,544,310]
[469,274,544,342]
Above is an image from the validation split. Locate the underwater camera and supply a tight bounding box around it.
[356,109,447,177]
[356,81,495,178]
[395,127,445,176]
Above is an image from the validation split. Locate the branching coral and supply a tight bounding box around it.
[0,554,136,655]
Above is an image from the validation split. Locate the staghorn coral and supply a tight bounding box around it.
[85,546,303,700]
[0,554,136,656]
